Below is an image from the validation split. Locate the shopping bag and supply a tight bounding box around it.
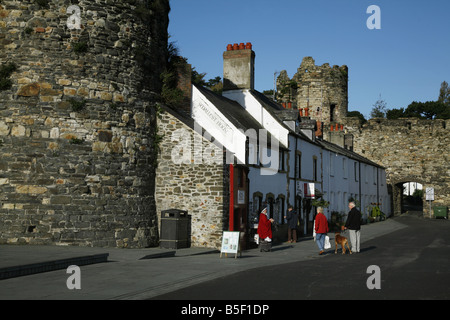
[324,235,331,249]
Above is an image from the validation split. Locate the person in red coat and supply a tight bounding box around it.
[314,207,329,255]
[257,207,274,242]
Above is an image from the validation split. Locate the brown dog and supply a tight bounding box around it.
[334,232,352,254]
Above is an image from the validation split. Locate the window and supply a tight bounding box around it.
[354,162,359,182]
[330,104,336,122]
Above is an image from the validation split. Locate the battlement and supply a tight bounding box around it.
[277,57,348,127]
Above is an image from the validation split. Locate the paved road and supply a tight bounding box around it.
[152,215,450,300]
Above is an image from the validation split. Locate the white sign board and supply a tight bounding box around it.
[304,183,315,199]
[426,187,434,201]
[237,190,246,204]
[220,231,241,258]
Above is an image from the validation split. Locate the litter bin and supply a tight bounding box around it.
[433,206,448,219]
[160,209,191,249]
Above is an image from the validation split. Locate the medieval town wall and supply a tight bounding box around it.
[280,56,449,217]
[0,0,169,247]
[346,118,449,215]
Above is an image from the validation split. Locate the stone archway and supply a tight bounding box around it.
[393,181,424,216]
[346,118,449,219]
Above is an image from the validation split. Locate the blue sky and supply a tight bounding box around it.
[168,0,450,118]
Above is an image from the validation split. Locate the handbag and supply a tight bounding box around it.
[324,235,331,249]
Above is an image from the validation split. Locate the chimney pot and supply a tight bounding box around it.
[246,42,252,49]
[227,44,233,51]
[239,43,245,50]
[233,43,239,50]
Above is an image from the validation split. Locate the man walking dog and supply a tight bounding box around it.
[344,201,362,253]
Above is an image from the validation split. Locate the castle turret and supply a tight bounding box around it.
[277,57,348,128]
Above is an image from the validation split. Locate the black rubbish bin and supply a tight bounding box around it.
[160,209,191,249]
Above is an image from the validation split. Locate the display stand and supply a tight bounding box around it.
[220,231,241,259]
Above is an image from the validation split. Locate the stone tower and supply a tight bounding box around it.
[0,0,169,247]
[277,57,348,129]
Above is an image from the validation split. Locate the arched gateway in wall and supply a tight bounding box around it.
[348,118,449,217]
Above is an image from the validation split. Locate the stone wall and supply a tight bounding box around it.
[277,57,348,127]
[0,0,170,247]
[155,107,228,249]
[347,118,450,216]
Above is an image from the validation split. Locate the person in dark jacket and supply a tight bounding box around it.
[284,205,299,243]
[345,201,362,253]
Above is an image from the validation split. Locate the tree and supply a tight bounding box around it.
[347,110,367,124]
[438,81,449,106]
[404,101,449,119]
[370,95,387,118]
[386,107,405,119]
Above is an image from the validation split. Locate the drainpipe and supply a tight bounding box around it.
[229,164,234,231]
[359,162,362,212]
[376,167,379,209]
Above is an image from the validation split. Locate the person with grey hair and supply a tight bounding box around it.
[345,201,362,253]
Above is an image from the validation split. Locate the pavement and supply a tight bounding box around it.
[0,217,408,300]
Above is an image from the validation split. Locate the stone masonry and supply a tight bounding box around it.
[0,0,170,247]
[346,118,450,216]
[155,107,228,249]
[277,56,348,128]
[278,56,448,217]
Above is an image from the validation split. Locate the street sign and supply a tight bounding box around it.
[304,183,315,199]
[426,187,434,201]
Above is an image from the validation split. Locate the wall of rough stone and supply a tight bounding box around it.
[277,57,348,127]
[0,0,169,247]
[347,118,450,216]
[155,107,228,249]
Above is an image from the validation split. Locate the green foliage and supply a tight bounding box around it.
[385,81,450,120]
[405,101,449,119]
[347,110,367,124]
[438,81,449,106]
[370,95,387,118]
[386,107,405,119]
[0,63,17,91]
